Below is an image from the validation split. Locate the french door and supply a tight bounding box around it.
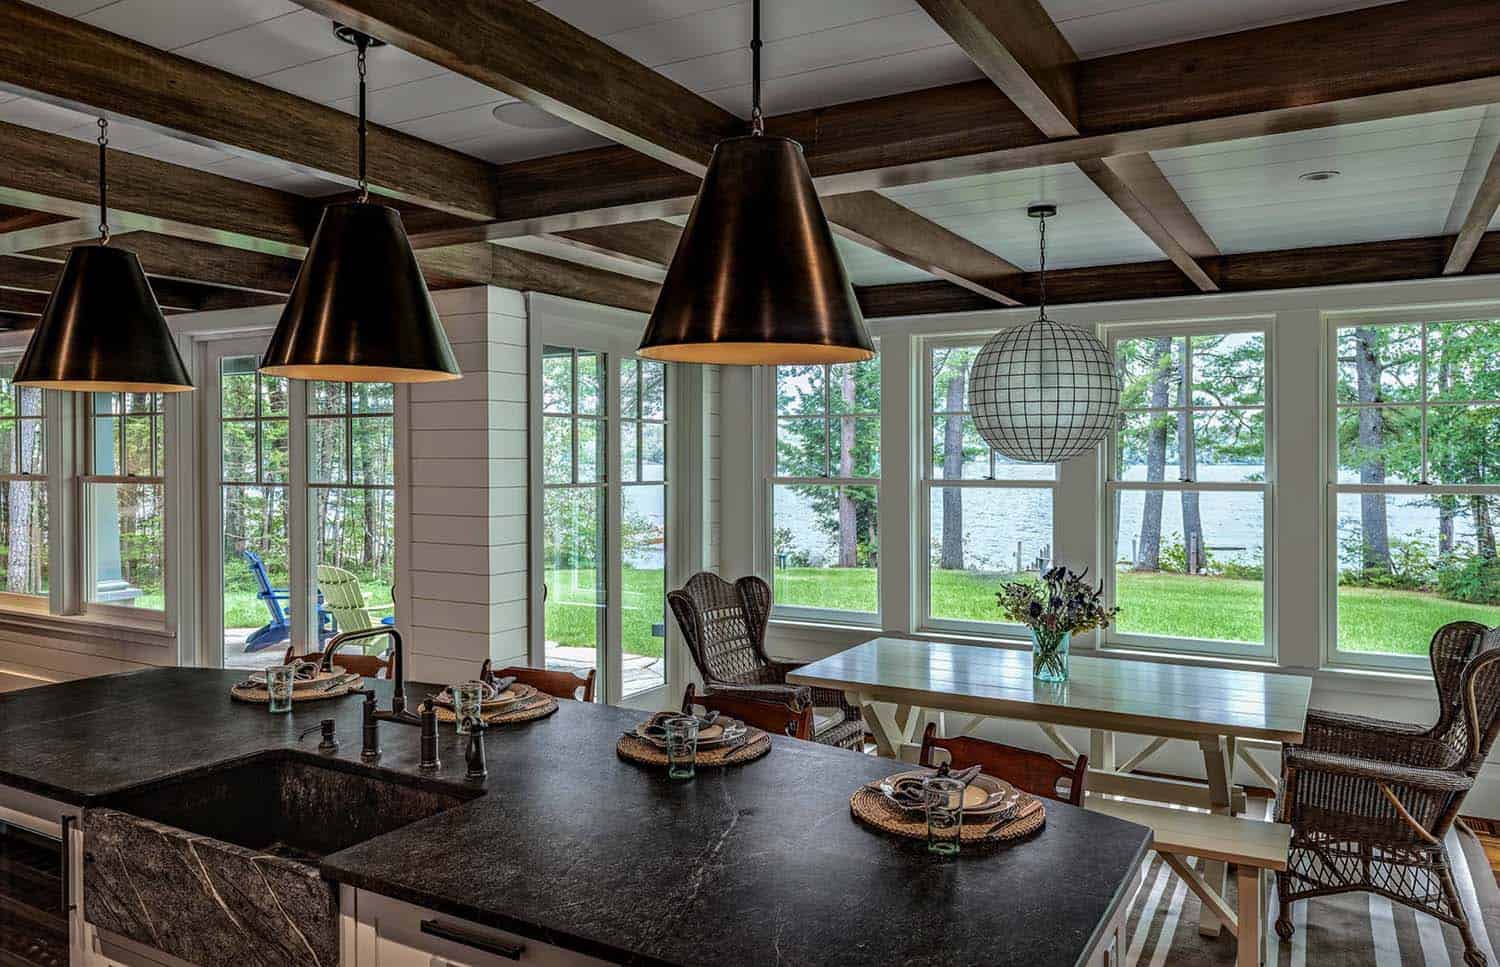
[530,324,679,710]
[199,336,398,669]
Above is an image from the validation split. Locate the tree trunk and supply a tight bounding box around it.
[940,374,965,570]
[1436,353,1455,556]
[1136,337,1172,571]
[6,482,28,593]
[837,368,857,568]
[1353,327,1391,570]
[1177,350,1202,573]
[1475,495,1497,560]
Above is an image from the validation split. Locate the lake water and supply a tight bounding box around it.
[773,463,1475,572]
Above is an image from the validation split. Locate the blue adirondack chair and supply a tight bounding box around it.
[240,550,333,652]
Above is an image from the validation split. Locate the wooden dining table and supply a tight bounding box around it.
[788,636,1312,936]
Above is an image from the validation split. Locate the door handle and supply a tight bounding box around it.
[420,919,524,960]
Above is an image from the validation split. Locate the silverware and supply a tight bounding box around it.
[983,795,1036,836]
[317,673,359,693]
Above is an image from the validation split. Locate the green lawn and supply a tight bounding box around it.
[136,580,393,631]
[546,567,665,659]
[760,567,1500,656]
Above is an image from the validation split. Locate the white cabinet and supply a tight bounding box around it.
[351,890,612,967]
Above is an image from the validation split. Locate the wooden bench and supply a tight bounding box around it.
[1087,796,1290,967]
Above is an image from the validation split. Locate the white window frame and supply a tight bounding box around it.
[79,390,171,624]
[764,355,883,627]
[918,333,1059,638]
[1323,310,1500,673]
[1100,318,1277,662]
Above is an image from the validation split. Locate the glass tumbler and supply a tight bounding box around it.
[265,665,295,714]
[454,682,485,734]
[924,776,966,855]
[663,716,699,780]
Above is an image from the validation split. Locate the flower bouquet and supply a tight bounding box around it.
[997,566,1120,683]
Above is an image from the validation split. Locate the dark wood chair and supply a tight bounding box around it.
[284,641,391,680]
[667,571,863,751]
[918,722,1088,806]
[1275,621,1500,966]
[488,663,595,703]
[683,683,812,740]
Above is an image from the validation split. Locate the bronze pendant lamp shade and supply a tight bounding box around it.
[13,119,192,393]
[636,1,872,366]
[259,28,459,384]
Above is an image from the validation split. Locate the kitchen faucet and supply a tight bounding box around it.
[322,626,440,770]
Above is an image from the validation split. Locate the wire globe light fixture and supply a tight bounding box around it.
[967,204,1120,463]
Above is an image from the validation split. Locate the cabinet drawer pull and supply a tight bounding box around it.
[420,919,524,960]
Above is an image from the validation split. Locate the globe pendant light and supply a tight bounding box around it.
[260,27,459,384]
[967,205,1120,463]
[637,0,872,365]
[13,119,192,393]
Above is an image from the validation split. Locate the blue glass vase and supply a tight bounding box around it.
[1031,628,1071,683]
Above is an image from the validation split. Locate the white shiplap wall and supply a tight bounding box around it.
[705,364,723,574]
[402,286,531,684]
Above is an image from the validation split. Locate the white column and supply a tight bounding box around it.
[401,286,530,684]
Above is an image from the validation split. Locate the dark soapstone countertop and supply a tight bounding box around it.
[0,668,1152,967]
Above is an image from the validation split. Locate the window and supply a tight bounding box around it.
[542,346,606,680]
[308,381,396,631]
[1330,320,1500,665]
[84,392,165,613]
[0,363,46,598]
[219,355,290,662]
[923,339,1055,633]
[770,356,880,620]
[1105,326,1271,654]
[620,357,667,698]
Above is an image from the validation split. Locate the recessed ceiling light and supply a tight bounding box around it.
[491,102,571,130]
[1298,169,1342,183]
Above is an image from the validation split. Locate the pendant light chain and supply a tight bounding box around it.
[1037,209,1047,319]
[749,0,764,135]
[96,117,109,244]
[355,34,369,201]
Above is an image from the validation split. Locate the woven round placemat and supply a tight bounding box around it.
[230,676,364,704]
[616,728,771,768]
[434,695,558,725]
[849,784,1045,845]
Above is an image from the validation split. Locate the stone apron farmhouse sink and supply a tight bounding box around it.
[82,752,478,967]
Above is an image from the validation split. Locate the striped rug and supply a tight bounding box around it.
[1122,807,1500,965]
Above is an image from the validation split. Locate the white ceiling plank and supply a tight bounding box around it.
[79,0,299,52]
[174,8,351,77]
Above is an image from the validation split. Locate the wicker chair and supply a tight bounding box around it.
[667,572,864,751]
[1275,621,1500,967]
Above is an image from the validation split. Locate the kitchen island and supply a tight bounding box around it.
[0,668,1151,967]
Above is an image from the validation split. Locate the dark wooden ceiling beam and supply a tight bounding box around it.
[0,251,284,311]
[856,230,1500,317]
[0,121,314,256]
[0,218,95,255]
[911,0,1219,292]
[289,0,739,175]
[915,0,1078,137]
[0,0,499,222]
[1444,141,1500,274]
[1077,155,1219,292]
[821,192,1023,305]
[418,0,1500,240]
[55,233,304,294]
[552,220,683,271]
[0,311,35,330]
[298,0,1020,304]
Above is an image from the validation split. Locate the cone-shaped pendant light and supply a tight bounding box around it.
[13,119,192,393]
[637,1,872,365]
[260,28,459,384]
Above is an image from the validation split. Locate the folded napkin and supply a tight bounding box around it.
[436,677,516,706]
[886,764,982,808]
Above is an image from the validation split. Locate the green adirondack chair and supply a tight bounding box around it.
[316,564,394,656]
